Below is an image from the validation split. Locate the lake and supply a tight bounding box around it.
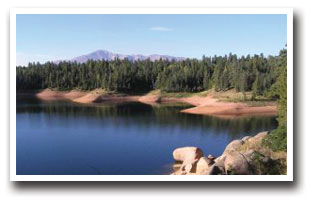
[16,95,278,175]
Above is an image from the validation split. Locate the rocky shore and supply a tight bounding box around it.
[171,131,287,175]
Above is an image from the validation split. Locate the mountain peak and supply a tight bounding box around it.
[67,50,185,63]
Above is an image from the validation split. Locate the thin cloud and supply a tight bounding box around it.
[149,26,173,32]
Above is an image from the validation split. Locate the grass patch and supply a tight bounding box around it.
[147,89,196,98]
[161,91,195,98]
[203,88,276,106]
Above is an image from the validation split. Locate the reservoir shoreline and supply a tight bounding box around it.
[30,89,277,118]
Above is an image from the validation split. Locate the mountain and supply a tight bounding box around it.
[57,50,186,63]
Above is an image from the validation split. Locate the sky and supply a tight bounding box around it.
[16,14,287,66]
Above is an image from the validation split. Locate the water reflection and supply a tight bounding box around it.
[17,95,277,140]
[16,95,278,175]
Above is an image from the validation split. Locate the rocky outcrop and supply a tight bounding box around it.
[196,157,215,174]
[224,151,252,175]
[223,139,244,154]
[172,147,203,174]
[171,131,285,175]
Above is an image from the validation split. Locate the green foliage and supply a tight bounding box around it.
[251,151,285,175]
[263,127,287,151]
[16,52,284,95]
[263,49,287,151]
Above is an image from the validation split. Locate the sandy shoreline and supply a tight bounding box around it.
[34,89,277,117]
[179,96,277,117]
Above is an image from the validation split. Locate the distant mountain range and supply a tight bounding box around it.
[55,50,186,63]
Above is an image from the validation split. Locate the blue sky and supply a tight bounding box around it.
[16,14,287,66]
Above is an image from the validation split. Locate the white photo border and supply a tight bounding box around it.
[10,7,293,181]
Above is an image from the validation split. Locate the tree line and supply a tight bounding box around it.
[16,50,285,99]
[262,48,287,151]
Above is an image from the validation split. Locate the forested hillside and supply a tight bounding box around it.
[16,50,286,100]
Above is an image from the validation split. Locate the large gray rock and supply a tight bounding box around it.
[248,131,268,143]
[242,136,252,142]
[223,140,244,154]
[196,157,214,174]
[214,154,226,167]
[207,155,227,175]
[173,147,203,162]
[243,149,255,159]
[172,147,203,174]
[171,131,272,175]
[224,151,252,175]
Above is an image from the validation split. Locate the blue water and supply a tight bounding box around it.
[16,95,277,175]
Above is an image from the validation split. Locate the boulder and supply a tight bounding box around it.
[214,154,226,165]
[243,149,255,158]
[173,147,203,162]
[173,160,199,175]
[248,131,268,143]
[196,157,215,174]
[206,155,227,175]
[171,132,271,175]
[253,131,268,140]
[224,151,252,175]
[172,147,203,174]
[242,136,252,142]
[223,140,244,154]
